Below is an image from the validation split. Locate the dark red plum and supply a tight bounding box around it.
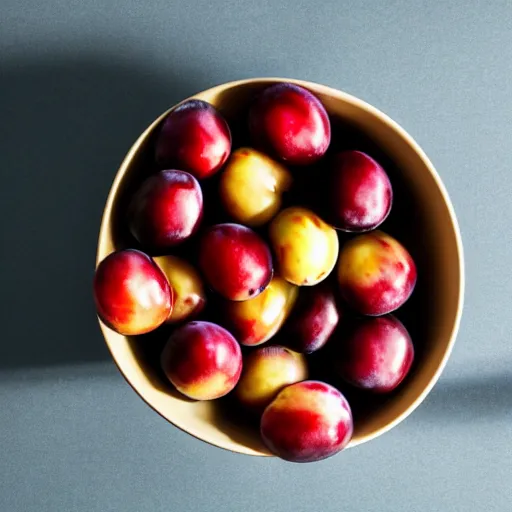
[128,170,203,250]
[335,315,414,393]
[249,83,331,166]
[156,100,231,180]
[284,283,341,353]
[327,150,392,232]
[198,223,273,301]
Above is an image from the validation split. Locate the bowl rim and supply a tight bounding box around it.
[96,77,465,456]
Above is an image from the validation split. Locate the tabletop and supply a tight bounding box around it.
[1,1,511,511]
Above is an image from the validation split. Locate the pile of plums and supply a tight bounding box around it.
[94,83,417,463]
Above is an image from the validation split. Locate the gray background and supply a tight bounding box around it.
[1,1,511,511]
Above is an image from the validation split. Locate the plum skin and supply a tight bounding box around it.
[269,207,339,287]
[335,315,414,393]
[235,345,308,411]
[153,255,206,324]
[260,380,353,463]
[199,223,273,301]
[128,169,203,250]
[249,83,331,166]
[219,147,293,227]
[222,276,298,346]
[160,321,242,400]
[327,150,393,232]
[284,283,340,353]
[94,249,173,335]
[337,230,417,316]
[155,100,232,180]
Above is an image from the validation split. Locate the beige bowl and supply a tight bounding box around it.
[96,78,464,456]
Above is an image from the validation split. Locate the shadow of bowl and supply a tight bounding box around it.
[0,50,207,370]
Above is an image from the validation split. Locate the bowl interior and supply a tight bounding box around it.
[97,79,463,456]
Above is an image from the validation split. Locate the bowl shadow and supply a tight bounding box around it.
[0,48,207,369]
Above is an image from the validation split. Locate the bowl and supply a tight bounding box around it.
[96,78,464,456]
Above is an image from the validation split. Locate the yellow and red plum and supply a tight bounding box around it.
[222,276,297,346]
[161,321,242,400]
[337,231,416,316]
[199,223,273,301]
[327,151,392,232]
[219,148,292,226]
[269,207,338,286]
[249,83,331,166]
[128,170,203,249]
[153,255,206,324]
[335,316,414,393]
[260,380,353,463]
[235,345,308,411]
[155,100,231,180]
[94,249,173,335]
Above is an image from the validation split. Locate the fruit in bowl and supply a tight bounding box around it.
[95,78,463,462]
[94,249,173,335]
[219,148,293,227]
[282,282,341,354]
[333,315,414,393]
[153,255,206,324]
[155,100,231,180]
[326,150,393,232]
[128,169,203,249]
[161,321,242,401]
[260,380,353,463]
[221,276,298,346]
[235,345,308,412]
[337,230,417,316]
[198,223,273,301]
[249,83,331,165]
[269,206,339,286]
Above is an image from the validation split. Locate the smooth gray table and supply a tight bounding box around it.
[1,1,511,511]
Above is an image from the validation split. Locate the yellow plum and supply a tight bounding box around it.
[219,148,292,226]
[223,276,298,346]
[235,345,308,411]
[269,207,339,286]
[153,255,206,323]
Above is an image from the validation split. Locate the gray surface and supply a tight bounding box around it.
[1,1,511,511]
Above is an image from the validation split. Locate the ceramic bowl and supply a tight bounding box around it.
[96,78,464,456]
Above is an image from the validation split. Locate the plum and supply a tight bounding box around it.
[222,276,298,346]
[327,150,392,232]
[249,83,331,165]
[284,282,341,353]
[94,249,173,335]
[161,321,242,400]
[128,170,203,249]
[155,100,231,180]
[199,223,273,301]
[235,345,308,411]
[153,255,206,324]
[219,147,292,227]
[337,230,416,316]
[269,207,339,286]
[260,380,353,463]
[335,315,414,392]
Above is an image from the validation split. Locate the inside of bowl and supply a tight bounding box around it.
[99,80,462,455]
